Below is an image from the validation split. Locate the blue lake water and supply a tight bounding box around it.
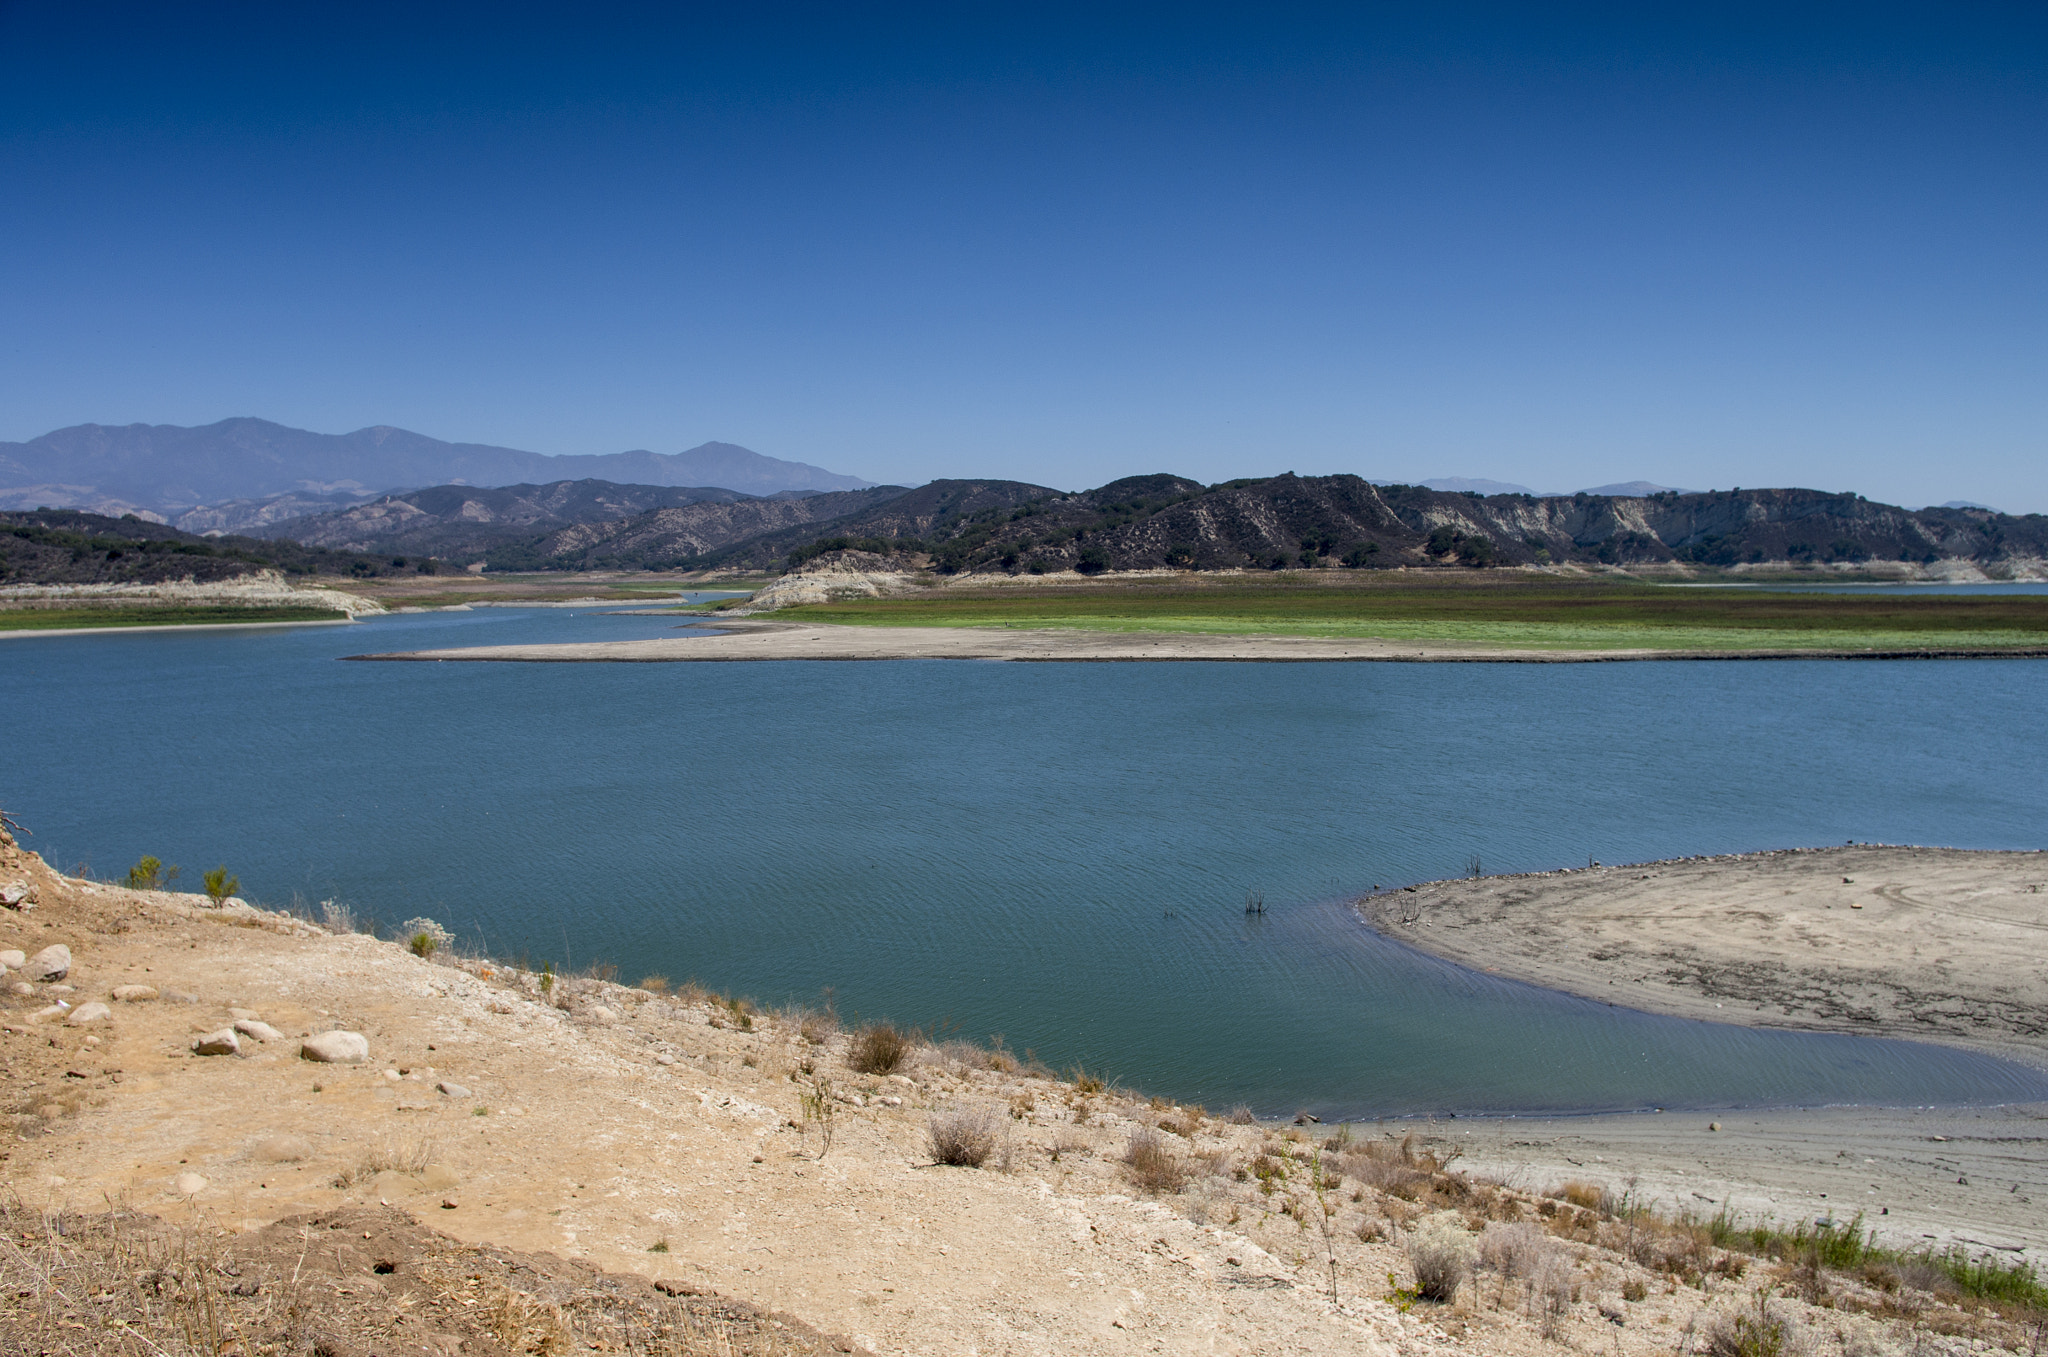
[5,607,2047,1117]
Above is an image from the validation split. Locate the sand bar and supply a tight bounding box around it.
[1360,846,2048,1068]
[345,617,2048,663]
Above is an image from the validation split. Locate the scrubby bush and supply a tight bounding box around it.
[1123,1128,1190,1194]
[125,855,178,890]
[849,1022,911,1074]
[927,1106,1000,1167]
[400,917,453,959]
[1407,1211,1479,1303]
[1707,1296,1802,1357]
[203,864,239,905]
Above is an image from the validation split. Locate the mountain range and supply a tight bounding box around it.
[233,473,2047,577]
[0,418,873,522]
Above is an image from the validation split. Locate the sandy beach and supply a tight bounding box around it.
[343,617,2048,664]
[1360,846,2048,1069]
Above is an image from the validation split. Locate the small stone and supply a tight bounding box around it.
[0,882,34,910]
[46,983,75,994]
[6,981,32,997]
[67,1002,111,1026]
[172,1172,208,1196]
[1708,1122,1721,1132]
[30,1003,68,1022]
[382,1068,402,1081]
[192,1029,240,1056]
[24,944,71,981]
[654,1053,676,1066]
[229,1007,261,1022]
[0,949,25,968]
[440,1197,459,1210]
[585,1005,618,1025]
[300,1030,370,1064]
[436,1081,472,1099]
[233,1019,284,1043]
[112,985,159,1002]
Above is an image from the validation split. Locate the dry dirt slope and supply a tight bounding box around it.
[0,826,2038,1357]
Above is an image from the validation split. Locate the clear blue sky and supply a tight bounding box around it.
[3,2,2043,509]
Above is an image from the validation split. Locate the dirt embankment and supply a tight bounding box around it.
[1360,846,2048,1067]
[3,827,2044,1356]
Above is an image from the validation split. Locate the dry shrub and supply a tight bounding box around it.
[1708,1296,1806,1357]
[1407,1211,1480,1303]
[1479,1221,1553,1289]
[1049,1133,1091,1163]
[1226,1104,1257,1125]
[927,1105,1001,1167]
[795,1008,839,1045]
[333,1134,435,1188]
[1530,1252,1574,1337]
[849,1022,912,1074]
[637,975,669,993]
[1124,1127,1191,1194]
[1559,1179,1610,1213]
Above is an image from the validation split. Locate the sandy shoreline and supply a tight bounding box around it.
[1360,846,2048,1071]
[343,617,2048,663]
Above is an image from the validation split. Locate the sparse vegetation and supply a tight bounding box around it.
[927,1106,1000,1167]
[1407,1211,1479,1303]
[124,855,179,890]
[848,1022,912,1074]
[203,864,239,904]
[1122,1128,1190,1194]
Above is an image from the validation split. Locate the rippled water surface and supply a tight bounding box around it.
[6,608,2047,1116]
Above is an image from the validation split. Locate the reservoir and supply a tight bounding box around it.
[6,606,2046,1117]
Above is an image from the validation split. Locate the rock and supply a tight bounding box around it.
[222,897,248,909]
[24,944,71,981]
[30,1003,69,1022]
[6,981,33,997]
[440,1197,459,1210]
[192,1029,240,1056]
[0,949,25,968]
[654,1053,676,1066]
[253,1134,314,1162]
[229,1007,261,1022]
[172,1172,208,1196]
[233,1019,284,1043]
[112,985,159,1002]
[67,1002,111,1026]
[0,882,34,910]
[436,1081,472,1099]
[584,1005,618,1025]
[300,1030,370,1064]
[46,983,74,994]
[1708,1122,1721,1132]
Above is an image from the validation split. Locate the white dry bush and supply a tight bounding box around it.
[1479,1221,1558,1308]
[1529,1252,1575,1338]
[927,1105,1001,1168]
[1407,1210,1480,1303]
[400,916,454,957]
[320,899,357,934]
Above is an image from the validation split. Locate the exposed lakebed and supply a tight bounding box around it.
[7,605,2048,1116]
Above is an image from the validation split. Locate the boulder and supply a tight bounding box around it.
[24,944,70,981]
[66,1002,111,1026]
[300,1030,370,1064]
[192,1029,240,1056]
[436,1081,472,1099]
[6,981,33,997]
[0,882,33,910]
[112,985,158,1002]
[234,1019,284,1043]
[0,949,25,969]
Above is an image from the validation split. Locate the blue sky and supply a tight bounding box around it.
[3,2,2043,508]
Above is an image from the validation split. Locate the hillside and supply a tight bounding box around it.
[479,486,916,571]
[0,418,873,517]
[0,509,440,586]
[711,476,2048,578]
[266,479,761,558]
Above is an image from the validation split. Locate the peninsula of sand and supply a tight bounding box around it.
[1359,845,2048,1070]
[343,617,2048,664]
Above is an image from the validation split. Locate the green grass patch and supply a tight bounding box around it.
[776,578,2048,652]
[0,605,350,632]
[1706,1208,2048,1309]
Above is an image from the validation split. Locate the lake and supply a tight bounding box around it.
[6,606,2047,1117]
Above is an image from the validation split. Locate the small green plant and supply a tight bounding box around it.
[202,864,238,904]
[647,1240,669,1254]
[539,962,555,994]
[125,855,179,890]
[400,916,452,958]
[472,1106,489,1117]
[799,1077,836,1159]
[410,931,438,957]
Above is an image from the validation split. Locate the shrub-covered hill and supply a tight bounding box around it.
[677,475,2048,577]
[0,510,441,586]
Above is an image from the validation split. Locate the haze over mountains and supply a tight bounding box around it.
[0,418,874,524]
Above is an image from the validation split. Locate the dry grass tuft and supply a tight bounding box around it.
[1407,1210,1480,1303]
[1123,1127,1191,1194]
[927,1106,1001,1167]
[333,1134,436,1188]
[849,1022,913,1074]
